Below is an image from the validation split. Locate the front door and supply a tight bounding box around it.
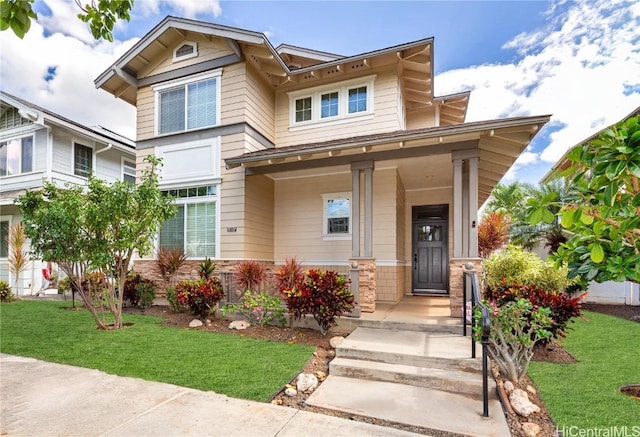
[412,205,448,294]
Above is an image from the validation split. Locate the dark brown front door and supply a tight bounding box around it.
[412,205,448,294]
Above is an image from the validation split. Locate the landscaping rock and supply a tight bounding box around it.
[315,370,327,381]
[329,336,345,348]
[526,384,537,395]
[205,319,212,327]
[522,422,541,437]
[296,373,318,393]
[271,399,283,405]
[189,319,203,328]
[503,380,515,393]
[284,387,297,397]
[228,320,250,330]
[510,389,541,417]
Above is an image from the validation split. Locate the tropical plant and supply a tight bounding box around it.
[0,280,15,302]
[156,247,187,289]
[484,182,529,219]
[175,277,224,318]
[17,155,176,329]
[234,260,266,292]
[273,257,305,294]
[284,269,354,335]
[123,271,156,309]
[530,113,640,284]
[6,222,28,296]
[477,212,510,258]
[165,287,186,313]
[476,298,553,382]
[198,258,216,279]
[221,291,286,327]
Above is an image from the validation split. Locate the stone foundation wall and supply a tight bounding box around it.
[350,258,376,312]
[449,258,482,318]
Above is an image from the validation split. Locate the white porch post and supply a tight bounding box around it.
[364,166,373,258]
[453,158,463,258]
[468,156,479,258]
[351,168,361,258]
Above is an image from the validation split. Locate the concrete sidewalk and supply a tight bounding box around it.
[0,354,425,437]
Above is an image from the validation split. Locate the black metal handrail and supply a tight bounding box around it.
[462,265,491,418]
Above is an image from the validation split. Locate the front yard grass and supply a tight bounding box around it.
[0,300,315,402]
[528,310,640,428]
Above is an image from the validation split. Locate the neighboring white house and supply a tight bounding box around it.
[0,91,135,295]
[541,106,640,306]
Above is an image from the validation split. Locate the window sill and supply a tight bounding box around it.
[323,234,352,241]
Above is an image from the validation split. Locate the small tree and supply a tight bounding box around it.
[6,222,28,296]
[477,212,509,258]
[531,113,640,284]
[17,156,176,329]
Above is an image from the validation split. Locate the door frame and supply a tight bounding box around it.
[411,204,449,295]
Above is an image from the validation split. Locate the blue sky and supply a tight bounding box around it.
[2,0,639,186]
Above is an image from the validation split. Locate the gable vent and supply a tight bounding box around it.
[173,42,198,62]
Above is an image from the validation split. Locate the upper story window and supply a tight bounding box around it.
[289,75,375,129]
[322,192,351,239]
[74,143,93,178]
[0,135,33,176]
[173,42,197,62]
[154,71,222,136]
[123,159,136,184]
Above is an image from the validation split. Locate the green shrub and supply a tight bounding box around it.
[165,287,187,312]
[274,257,305,294]
[198,258,216,279]
[221,291,286,327]
[176,277,224,318]
[0,280,15,302]
[484,245,572,292]
[285,269,354,335]
[123,271,156,309]
[475,298,553,382]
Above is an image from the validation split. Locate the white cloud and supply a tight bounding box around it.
[436,0,640,183]
[136,0,222,19]
[0,20,137,139]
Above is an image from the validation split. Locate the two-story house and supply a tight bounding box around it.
[0,91,135,295]
[95,16,549,317]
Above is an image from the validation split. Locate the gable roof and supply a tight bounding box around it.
[0,91,134,151]
[95,16,462,121]
[540,106,640,183]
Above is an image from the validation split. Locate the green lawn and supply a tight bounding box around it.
[0,300,315,401]
[529,311,640,428]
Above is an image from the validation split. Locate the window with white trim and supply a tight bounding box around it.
[123,159,136,184]
[154,71,221,136]
[159,185,218,258]
[289,75,375,127]
[322,193,351,238]
[0,135,33,176]
[0,220,8,258]
[74,143,93,178]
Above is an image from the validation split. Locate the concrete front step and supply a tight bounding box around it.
[336,327,483,372]
[337,316,465,334]
[330,357,496,398]
[306,376,510,437]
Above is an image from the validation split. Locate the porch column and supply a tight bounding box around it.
[351,168,361,258]
[364,166,373,258]
[468,156,479,258]
[453,158,463,258]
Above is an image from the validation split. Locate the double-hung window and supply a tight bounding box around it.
[0,136,33,176]
[159,185,218,258]
[155,71,221,136]
[74,143,92,178]
[322,193,351,239]
[289,75,374,127]
[123,159,136,184]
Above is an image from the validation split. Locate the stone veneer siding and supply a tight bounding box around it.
[448,258,482,318]
[350,258,376,312]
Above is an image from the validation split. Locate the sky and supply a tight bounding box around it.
[0,0,639,185]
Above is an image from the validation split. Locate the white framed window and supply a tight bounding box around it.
[0,218,9,258]
[122,158,136,184]
[153,70,222,136]
[173,41,198,62]
[0,135,34,177]
[74,142,93,178]
[322,192,351,240]
[159,185,219,258]
[288,75,375,128]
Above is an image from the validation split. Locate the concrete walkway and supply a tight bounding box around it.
[0,354,425,437]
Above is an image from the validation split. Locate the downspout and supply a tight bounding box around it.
[95,143,113,154]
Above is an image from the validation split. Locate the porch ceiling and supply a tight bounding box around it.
[226,115,551,207]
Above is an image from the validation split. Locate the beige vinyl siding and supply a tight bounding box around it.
[221,63,248,126]
[274,68,402,148]
[245,63,275,142]
[243,175,274,259]
[220,132,247,259]
[136,86,155,141]
[274,173,352,261]
[396,170,406,261]
[406,107,437,130]
[138,33,234,79]
[371,168,398,261]
[403,187,453,290]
